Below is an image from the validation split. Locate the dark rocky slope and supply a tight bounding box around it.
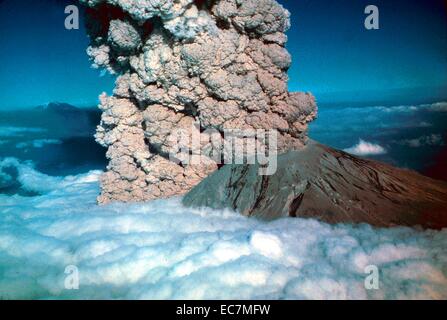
[183,141,447,229]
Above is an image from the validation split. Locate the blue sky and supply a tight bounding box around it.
[282,0,447,106]
[0,0,446,109]
[0,0,115,109]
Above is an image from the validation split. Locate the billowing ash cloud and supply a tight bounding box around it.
[80,0,317,203]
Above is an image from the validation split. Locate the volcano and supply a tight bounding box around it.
[183,140,447,229]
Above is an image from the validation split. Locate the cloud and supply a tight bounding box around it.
[373,102,447,114]
[83,0,316,204]
[344,140,387,156]
[0,158,446,300]
[378,105,419,113]
[426,102,447,112]
[0,126,46,138]
[396,134,444,148]
[0,157,100,194]
[15,139,62,149]
[418,122,432,128]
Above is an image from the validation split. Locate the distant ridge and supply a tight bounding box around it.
[0,102,101,138]
[35,102,79,111]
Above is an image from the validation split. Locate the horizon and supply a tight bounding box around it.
[1,91,446,111]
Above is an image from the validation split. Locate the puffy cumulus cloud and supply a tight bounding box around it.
[0,158,446,300]
[15,139,63,149]
[80,0,317,203]
[343,139,387,156]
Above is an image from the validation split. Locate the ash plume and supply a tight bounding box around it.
[80,0,317,203]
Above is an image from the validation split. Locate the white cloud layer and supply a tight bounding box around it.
[0,126,46,138]
[397,134,444,148]
[0,158,447,300]
[344,139,387,156]
[15,139,62,149]
[426,102,447,112]
[376,101,447,113]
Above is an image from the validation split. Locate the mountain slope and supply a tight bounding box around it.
[183,140,447,229]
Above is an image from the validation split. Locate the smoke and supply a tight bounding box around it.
[0,158,446,299]
[80,0,317,203]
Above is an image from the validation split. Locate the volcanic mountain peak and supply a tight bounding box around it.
[183,140,447,229]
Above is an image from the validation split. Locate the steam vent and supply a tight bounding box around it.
[81,0,317,203]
